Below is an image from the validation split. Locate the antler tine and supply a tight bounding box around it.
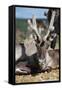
[32,15,37,27]
[43,10,56,41]
[27,15,41,41]
[32,15,41,40]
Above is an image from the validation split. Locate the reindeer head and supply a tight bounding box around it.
[27,12,57,69]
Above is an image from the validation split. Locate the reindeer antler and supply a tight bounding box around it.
[27,15,41,40]
[27,10,56,43]
[43,10,56,41]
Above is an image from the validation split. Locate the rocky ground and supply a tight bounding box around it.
[15,68,59,83]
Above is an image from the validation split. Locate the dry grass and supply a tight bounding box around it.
[15,69,59,83]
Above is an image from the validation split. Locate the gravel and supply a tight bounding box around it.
[15,69,59,83]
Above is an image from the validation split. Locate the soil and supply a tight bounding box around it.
[15,68,59,83]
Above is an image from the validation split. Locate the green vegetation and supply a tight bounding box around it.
[16,19,28,32]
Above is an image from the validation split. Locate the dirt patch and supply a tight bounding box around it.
[15,69,59,83]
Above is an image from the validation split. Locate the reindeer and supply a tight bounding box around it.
[15,10,59,74]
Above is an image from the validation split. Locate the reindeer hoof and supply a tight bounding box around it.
[15,67,31,75]
[41,66,52,73]
[45,66,52,72]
